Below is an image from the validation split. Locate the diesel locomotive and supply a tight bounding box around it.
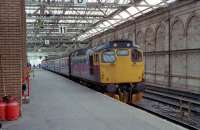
[42,40,145,103]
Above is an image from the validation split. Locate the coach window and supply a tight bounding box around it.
[102,50,116,63]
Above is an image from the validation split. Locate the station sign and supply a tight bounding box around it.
[45,40,50,45]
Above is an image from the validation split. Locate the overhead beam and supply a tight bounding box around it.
[26,7,110,12]
[26,20,95,24]
[27,17,125,21]
[72,6,126,39]
[26,1,165,8]
[27,26,109,30]
[27,13,105,18]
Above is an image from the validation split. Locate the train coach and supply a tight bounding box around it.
[42,40,145,103]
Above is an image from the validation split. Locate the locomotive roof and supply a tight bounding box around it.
[92,40,138,52]
[67,40,140,57]
[70,40,140,56]
[44,40,140,61]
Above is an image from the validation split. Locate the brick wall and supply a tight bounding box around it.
[0,0,26,104]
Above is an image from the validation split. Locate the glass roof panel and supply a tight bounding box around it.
[118,11,130,19]
[26,19,36,22]
[113,14,122,19]
[89,29,95,33]
[137,1,149,11]
[126,7,139,15]
[106,9,117,15]
[145,0,162,5]
[26,9,38,14]
[103,21,111,27]
[142,8,153,13]
[52,10,63,15]
[167,0,176,3]
[107,0,115,3]
[98,24,106,30]
[118,0,129,4]
[108,20,118,24]
[26,0,178,44]
[26,7,39,10]
[87,0,97,2]
[95,27,101,31]
[75,0,178,41]
[101,0,106,3]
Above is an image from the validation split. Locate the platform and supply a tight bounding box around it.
[3,70,187,130]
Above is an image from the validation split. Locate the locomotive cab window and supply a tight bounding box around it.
[102,50,116,63]
[117,49,129,56]
[132,49,142,62]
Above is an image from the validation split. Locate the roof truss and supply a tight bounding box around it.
[26,0,176,52]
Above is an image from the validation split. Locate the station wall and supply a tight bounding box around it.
[89,0,200,94]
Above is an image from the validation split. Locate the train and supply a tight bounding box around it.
[41,40,145,103]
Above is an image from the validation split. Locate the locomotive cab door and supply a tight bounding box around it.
[89,55,94,75]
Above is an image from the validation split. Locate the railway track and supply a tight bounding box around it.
[135,86,200,130]
[133,104,199,130]
[144,89,200,113]
[80,81,200,129]
[78,80,200,130]
[145,85,200,101]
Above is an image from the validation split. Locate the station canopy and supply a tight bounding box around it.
[26,0,176,45]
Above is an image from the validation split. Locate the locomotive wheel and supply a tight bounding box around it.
[137,92,144,101]
[114,95,120,100]
[104,93,120,100]
[117,88,129,103]
[123,91,129,104]
[131,92,144,104]
[96,85,104,92]
[117,88,124,102]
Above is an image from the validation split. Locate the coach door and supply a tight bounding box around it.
[89,55,94,75]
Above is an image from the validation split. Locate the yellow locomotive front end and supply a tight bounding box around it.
[100,48,144,84]
[96,40,145,104]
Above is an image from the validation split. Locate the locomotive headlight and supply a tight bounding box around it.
[113,43,117,47]
[127,43,131,47]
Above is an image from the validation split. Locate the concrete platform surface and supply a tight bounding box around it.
[3,70,188,130]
